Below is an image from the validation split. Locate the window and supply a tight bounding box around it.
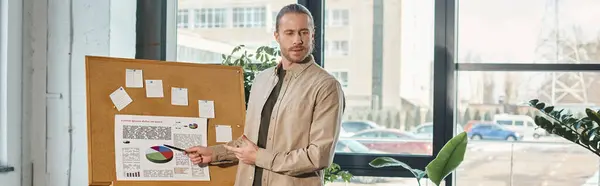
[526,121,535,127]
[325,9,349,27]
[169,0,600,185]
[195,8,227,28]
[324,40,349,56]
[342,121,375,133]
[175,1,291,68]
[326,0,436,184]
[497,120,512,126]
[354,131,379,138]
[455,0,600,185]
[177,9,190,28]
[514,121,524,126]
[417,125,433,134]
[233,7,266,28]
[330,71,348,88]
[475,125,491,130]
[335,139,371,154]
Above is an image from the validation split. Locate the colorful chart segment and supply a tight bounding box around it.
[145,146,174,164]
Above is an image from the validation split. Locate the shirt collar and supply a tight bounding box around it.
[274,55,315,78]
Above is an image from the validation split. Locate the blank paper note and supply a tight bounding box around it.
[171,87,188,106]
[216,125,233,143]
[109,87,133,111]
[145,80,164,98]
[198,100,215,118]
[125,69,143,88]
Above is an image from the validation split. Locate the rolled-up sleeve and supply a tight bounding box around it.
[254,78,344,176]
[208,136,244,165]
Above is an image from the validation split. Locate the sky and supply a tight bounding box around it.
[400,0,600,105]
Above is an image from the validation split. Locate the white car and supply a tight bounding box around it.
[411,122,464,139]
[493,114,548,139]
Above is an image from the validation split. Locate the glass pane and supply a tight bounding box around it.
[326,0,434,156]
[456,71,600,186]
[176,1,293,64]
[457,0,600,63]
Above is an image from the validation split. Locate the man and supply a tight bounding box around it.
[185,3,345,186]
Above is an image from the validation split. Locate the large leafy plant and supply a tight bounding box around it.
[527,99,600,157]
[369,132,469,186]
[220,44,352,184]
[221,45,279,106]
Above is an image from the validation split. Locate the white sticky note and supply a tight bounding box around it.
[145,80,164,98]
[199,100,215,118]
[171,87,188,106]
[126,69,143,88]
[216,125,233,143]
[109,87,133,111]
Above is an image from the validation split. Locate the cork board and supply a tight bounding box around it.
[85,56,245,186]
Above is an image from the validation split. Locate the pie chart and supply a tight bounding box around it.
[145,146,174,164]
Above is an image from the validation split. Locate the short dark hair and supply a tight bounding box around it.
[275,4,314,32]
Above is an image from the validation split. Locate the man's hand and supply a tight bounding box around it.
[185,146,213,165]
[224,135,258,165]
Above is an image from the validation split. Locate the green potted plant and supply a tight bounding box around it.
[221,45,353,184]
[368,132,469,186]
[527,99,600,157]
[221,45,279,107]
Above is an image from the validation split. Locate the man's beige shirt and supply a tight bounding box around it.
[209,55,344,186]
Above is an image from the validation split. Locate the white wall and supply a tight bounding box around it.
[24,0,137,185]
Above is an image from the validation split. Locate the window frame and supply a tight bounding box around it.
[321,0,457,182]
[152,0,600,185]
[155,0,456,184]
[316,0,457,182]
[0,0,23,180]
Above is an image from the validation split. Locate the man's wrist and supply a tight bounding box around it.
[207,145,223,162]
[255,148,274,169]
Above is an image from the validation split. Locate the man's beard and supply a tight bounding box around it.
[282,46,313,63]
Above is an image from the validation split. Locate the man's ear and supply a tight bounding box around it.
[274,31,279,41]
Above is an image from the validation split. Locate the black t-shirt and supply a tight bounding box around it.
[253,65,285,186]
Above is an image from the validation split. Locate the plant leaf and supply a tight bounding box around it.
[370,157,426,183]
[529,99,539,106]
[544,106,554,113]
[586,108,600,126]
[425,131,468,185]
[535,102,545,109]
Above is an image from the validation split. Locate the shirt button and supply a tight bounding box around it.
[249,176,253,180]
[268,137,272,140]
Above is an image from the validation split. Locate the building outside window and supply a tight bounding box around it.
[325,40,349,56]
[325,9,349,27]
[233,7,267,28]
[177,9,189,28]
[195,8,228,28]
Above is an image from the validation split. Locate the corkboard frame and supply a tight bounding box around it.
[85,56,245,186]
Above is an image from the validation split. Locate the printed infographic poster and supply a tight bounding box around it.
[114,114,210,181]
